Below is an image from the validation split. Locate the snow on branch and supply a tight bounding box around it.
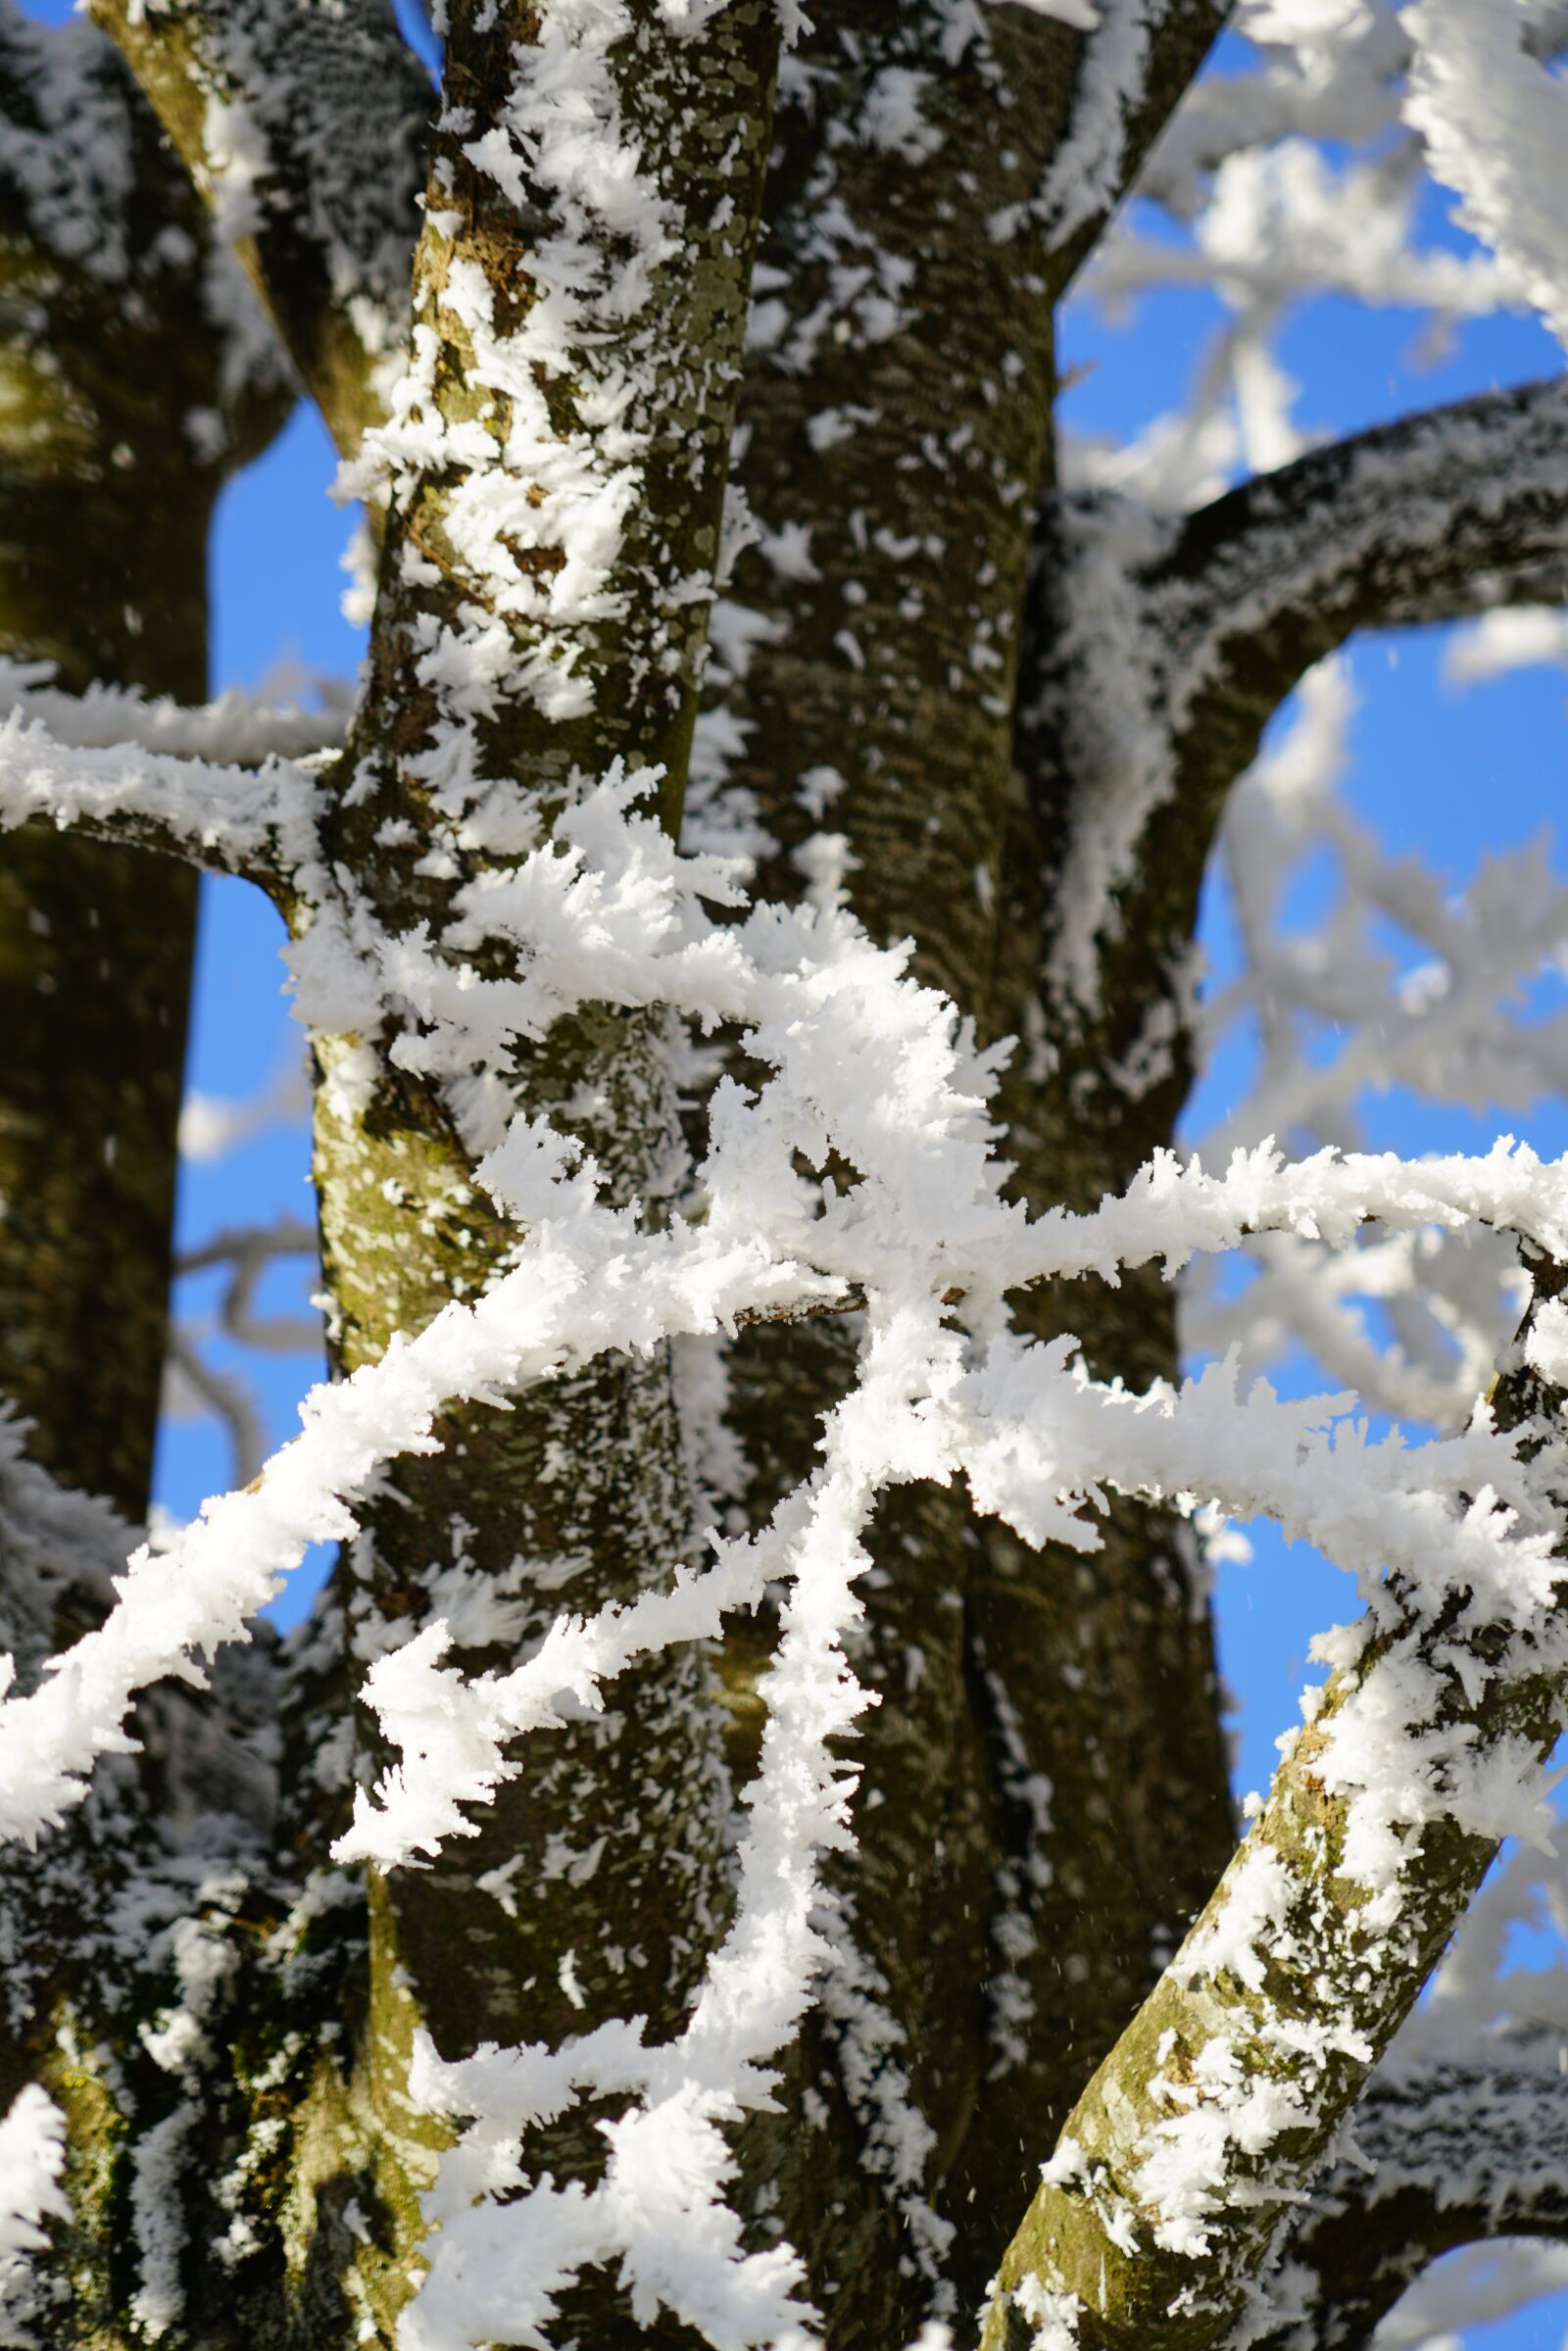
[1012,1137,1568,1285]
[1403,0,1568,350]
[0,658,349,764]
[982,1235,1568,2349]
[1241,2033,1568,2344]
[88,0,432,449]
[1149,371,1568,657]
[166,1218,319,1485]
[0,0,289,422]
[991,0,1233,271]
[1038,373,1568,1012]
[0,2083,70,2335]
[1165,651,1568,1444]
[0,702,323,889]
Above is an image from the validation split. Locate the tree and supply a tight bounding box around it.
[0,0,1565,2341]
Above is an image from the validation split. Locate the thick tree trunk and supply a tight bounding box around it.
[698,5,1236,2319]
[263,7,785,2334]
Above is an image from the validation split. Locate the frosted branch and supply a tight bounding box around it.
[0,2083,69,2328]
[0,707,323,889]
[0,658,349,764]
[1038,374,1568,1012]
[982,1246,1568,2351]
[87,0,432,450]
[1235,2034,1568,2346]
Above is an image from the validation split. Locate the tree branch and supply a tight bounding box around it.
[86,0,433,453]
[1149,371,1568,762]
[0,658,347,762]
[980,1248,1568,2351]
[1042,0,1232,290]
[0,714,319,894]
[1242,2034,1568,2347]
[1024,373,1568,1024]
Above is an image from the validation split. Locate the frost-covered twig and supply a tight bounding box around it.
[175,1217,319,1354]
[0,709,321,889]
[1011,1137,1568,1286]
[0,658,349,764]
[8,729,1567,2335]
[163,1330,269,1493]
[166,1217,320,1485]
[1403,0,1568,351]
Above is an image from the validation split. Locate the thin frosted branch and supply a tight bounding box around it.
[0,709,321,889]
[0,658,349,763]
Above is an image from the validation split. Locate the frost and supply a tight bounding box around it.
[1403,0,1568,348]
[203,92,269,244]
[0,2086,68,2285]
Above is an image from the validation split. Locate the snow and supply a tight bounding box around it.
[1403,0,1568,349]
[0,2086,69,2343]
[5,0,1568,2333]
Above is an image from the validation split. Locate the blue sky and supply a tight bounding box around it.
[44,20,1559,2343]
